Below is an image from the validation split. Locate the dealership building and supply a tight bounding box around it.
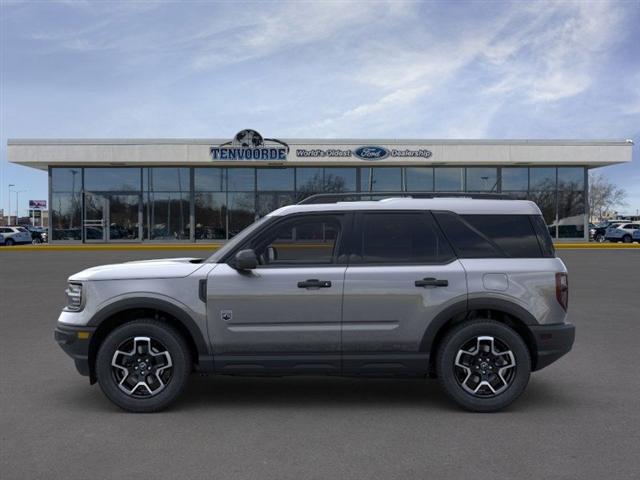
[7,131,633,243]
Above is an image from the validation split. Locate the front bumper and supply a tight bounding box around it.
[530,322,575,371]
[54,324,96,377]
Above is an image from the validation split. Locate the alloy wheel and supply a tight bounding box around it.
[111,336,173,398]
[454,335,516,397]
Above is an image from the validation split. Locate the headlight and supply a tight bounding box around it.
[65,283,83,311]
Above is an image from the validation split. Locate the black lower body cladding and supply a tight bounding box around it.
[530,322,575,371]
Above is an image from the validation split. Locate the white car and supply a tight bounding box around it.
[605,223,640,243]
[0,226,32,245]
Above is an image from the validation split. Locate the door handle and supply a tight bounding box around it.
[415,277,448,287]
[297,279,332,289]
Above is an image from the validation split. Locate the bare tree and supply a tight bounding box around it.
[589,172,627,221]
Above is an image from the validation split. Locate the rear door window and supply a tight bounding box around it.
[433,212,503,258]
[354,212,455,264]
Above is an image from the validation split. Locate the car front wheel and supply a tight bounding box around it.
[622,235,632,243]
[595,233,605,243]
[436,319,531,412]
[96,319,192,412]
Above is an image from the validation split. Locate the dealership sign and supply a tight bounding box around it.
[296,146,433,160]
[211,131,433,162]
[29,200,47,209]
[354,146,389,160]
[211,129,289,161]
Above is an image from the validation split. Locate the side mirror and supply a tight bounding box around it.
[234,249,258,270]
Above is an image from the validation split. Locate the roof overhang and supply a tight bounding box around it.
[7,138,634,171]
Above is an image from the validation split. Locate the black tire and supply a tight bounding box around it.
[5,238,14,246]
[436,319,531,412]
[32,237,42,245]
[96,319,192,413]
[595,233,605,243]
[622,235,632,243]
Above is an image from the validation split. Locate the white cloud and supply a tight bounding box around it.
[483,0,622,102]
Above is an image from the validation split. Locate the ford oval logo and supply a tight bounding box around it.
[354,146,389,160]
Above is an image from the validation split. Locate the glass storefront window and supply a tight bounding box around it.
[48,164,590,243]
[324,168,357,192]
[51,193,82,240]
[144,168,190,192]
[435,168,464,191]
[296,168,323,201]
[405,167,433,191]
[51,168,82,193]
[109,195,140,240]
[195,168,225,191]
[85,168,141,192]
[557,190,585,238]
[361,167,402,191]
[257,192,296,217]
[227,168,255,191]
[195,192,226,240]
[557,167,584,190]
[257,168,294,191]
[144,192,190,240]
[466,167,498,192]
[227,192,256,237]
[529,167,556,191]
[501,168,528,191]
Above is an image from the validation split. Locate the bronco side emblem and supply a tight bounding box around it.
[220,310,233,322]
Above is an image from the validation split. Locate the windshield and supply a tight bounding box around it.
[206,216,271,263]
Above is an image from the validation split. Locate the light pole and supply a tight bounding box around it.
[15,190,26,224]
[8,184,15,225]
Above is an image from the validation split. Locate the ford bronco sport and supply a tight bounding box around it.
[55,196,574,412]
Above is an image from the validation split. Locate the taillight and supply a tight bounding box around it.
[555,272,569,311]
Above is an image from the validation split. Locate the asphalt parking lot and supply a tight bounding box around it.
[1,249,639,479]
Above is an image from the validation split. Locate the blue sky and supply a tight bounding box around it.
[1,0,639,216]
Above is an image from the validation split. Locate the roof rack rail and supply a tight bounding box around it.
[297,192,508,205]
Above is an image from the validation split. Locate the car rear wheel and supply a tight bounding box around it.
[96,319,191,412]
[436,319,531,412]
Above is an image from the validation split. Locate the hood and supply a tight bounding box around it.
[69,258,206,281]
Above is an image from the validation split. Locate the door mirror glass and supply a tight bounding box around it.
[234,249,258,270]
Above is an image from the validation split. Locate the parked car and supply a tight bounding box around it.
[605,223,640,243]
[55,197,574,413]
[0,226,33,245]
[591,221,626,242]
[21,225,48,244]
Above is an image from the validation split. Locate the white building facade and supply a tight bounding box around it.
[8,131,633,242]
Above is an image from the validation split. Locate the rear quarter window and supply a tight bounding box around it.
[434,212,552,258]
[462,215,545,258]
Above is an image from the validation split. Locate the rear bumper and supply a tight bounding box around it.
[530,322,575,371]
[54,324,96,377]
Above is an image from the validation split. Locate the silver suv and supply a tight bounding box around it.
[55,197,574,412]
